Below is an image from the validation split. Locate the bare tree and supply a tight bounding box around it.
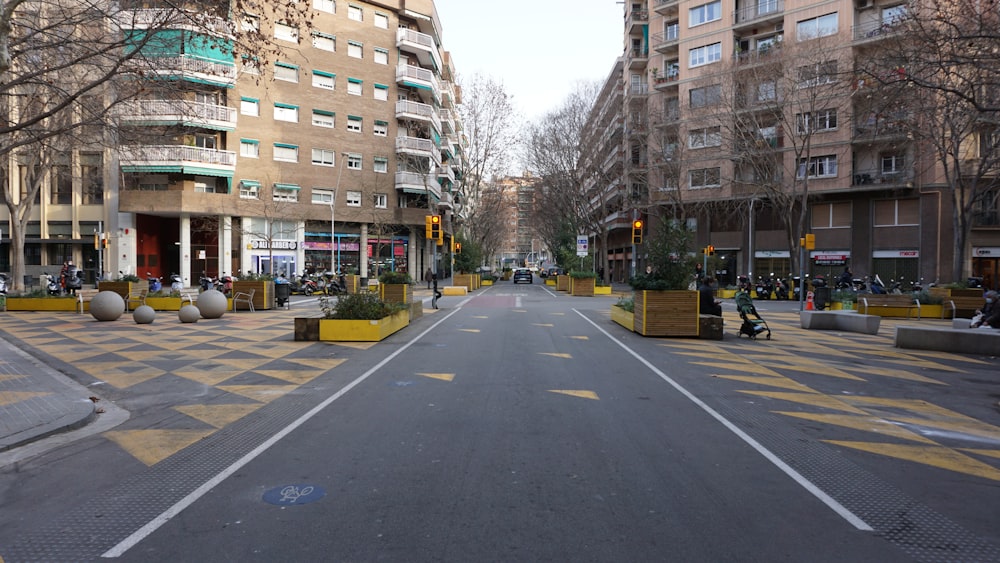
[0,0,310,290]
[858,0,1000,281]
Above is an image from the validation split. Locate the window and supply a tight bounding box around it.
[313,0,335,13]
[273,143,299,162]
[81,152,103,204]
[313,70,335,90]
[274,103,299,122]
[346,153,362,169]
[797,155,838,178]
[240,139,260,158]
[374,156,388,173]
[689,1,721,26]
[274,22,298,42]
[689,42,722,67]
[374,12,389,28]
[757,80,776,102]
[881,154,905,176]
[312,109,334,128]
[348,4,362,21]
[241,56,260,75]
[348,40,363,59]
[241,14,260,32]
[51,164,71,204]
[373,120,388,136]
[347,78,362,96]
[346,190,362,206]
[811,202,852,228]
[374,84,389,101]
[347,115,362,132]
[373,193,388,208]
[374,47,389,65]
[796,13,838,40]
[689,168,721,188]
[688,126,721,148]
[312,148,336,166]
[312,188,334,204]
[873,199,918,226]
[273,183,299,202]
[274,62,298,82]
[240,97,259,116]
[689,84,721,108]
[239,180,260,199]
[796,109,837,133]
[312,31,335,51]
[797,61,837,88]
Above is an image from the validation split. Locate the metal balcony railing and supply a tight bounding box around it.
[121,144,236,167]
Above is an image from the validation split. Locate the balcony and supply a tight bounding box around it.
[117,99,237,131]
[439,108,455,134]
[437,192,454,211]
[852,168,913,187]
[396,136,441,165]
[397,27,442,72]
[438,164,456,184]
[652,73,680,91]
[651,26,680,54]
[119,188,230,215]
[733,0,784,27]
[395,100,441,132]
[627,10,649,37]
[853,121,911,142]
[396,64,440,100]
[120,144,236,176]
[115,8,232,37]
[628,47,649,71]
[853,19,905,42]
[395,171,441,199]
[653,0,680,15]
[126,54,237,88]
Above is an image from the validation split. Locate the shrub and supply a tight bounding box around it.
[319,293,405,320]
[569,270,597,279]
[378,271,412,285]
[615,296,635,312]
[116,274,141,282]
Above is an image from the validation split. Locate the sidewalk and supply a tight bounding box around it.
[0,335,96,453]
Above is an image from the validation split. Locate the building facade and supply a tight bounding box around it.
[587,0,1000,289]
[2,0,464,287]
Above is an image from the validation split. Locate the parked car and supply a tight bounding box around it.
[512,268,533,284]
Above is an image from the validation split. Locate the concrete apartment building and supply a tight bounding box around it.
[588,0,1000,289]
[2,0,463,286]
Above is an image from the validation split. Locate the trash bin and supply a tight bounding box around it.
[814,286,831,310]
[274,282,290,309]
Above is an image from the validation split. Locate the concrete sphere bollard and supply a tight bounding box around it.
[133,305,156,324]
[90,291,125,321]
[196,289,228,319]
[178,304,201,323]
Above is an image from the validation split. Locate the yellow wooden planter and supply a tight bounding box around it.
[482,279,494,286]
[717,289,737,299]
[594,286,612,295]
[454,274,474,290]
[634,290,700,337]
[98,280,148,300]
[318,309,409,341]
[379,283,411,304]
[144,296,186,311]
[858,304,942,318]
[610,305,634,331]
[545,279,556,286]
[5,297,80,312]
[232,280,275,310]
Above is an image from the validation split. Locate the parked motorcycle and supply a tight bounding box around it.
[170,273,184,292]
[147,273,162,293]
[774,277,789,300]
[63,266,83,295]
[755,277,773,300]
[45,273,62,296]
[0,272,8,294]
[216,274,233,296]
[199,274,216,293]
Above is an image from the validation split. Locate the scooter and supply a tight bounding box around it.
[774,277,789,300]
[755,277,773,300]
[63,267,83,295]
[147,273,162,293]
[45,273,62,295]
[215,275,233,296]
[0,273,7,294]
[325,272,346,294]
[199,274,216,293]
[170,273,184,292]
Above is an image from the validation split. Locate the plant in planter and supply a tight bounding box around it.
[568,270,597,296]
[378,271,413,304]
[626,217,701,336]
[295,293,409,341]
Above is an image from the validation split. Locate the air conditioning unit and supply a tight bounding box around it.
[857,0,874,9]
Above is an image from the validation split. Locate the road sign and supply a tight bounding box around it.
[577,236,588,257]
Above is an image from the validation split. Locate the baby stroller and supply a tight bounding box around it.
[735,290,770,340]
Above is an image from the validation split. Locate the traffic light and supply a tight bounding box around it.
[705,245,715,256]
[430,215,442,244]
[632,219,644,244]
[94,232,100,250]
[425,215,434,239]
[455,242,462,254]
[805,233,816,250]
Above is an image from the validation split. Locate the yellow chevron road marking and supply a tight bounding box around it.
[104,429,215,467]
[570,336,589,340]
[549,390,599,400]
[739,390,867,414]
[216,384,298,403]
[256,369,328,385]
[694,362,783,377]
[174,404,263,428]
[459,328,481,333]
[778,412,938,444]
[418,373,455,382]
[539,353,572,359]
[714,375,818,393]
[83,364,166,389]
[826,441,1000,482]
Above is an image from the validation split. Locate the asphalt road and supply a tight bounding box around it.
[1,283,998,562]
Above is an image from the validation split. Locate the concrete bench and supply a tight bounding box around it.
[860,295,921,319]
[800,310,881,334]
[698,314,724,340]
[442,286,468,296]
[895,325,1000,354]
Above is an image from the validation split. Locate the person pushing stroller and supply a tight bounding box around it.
[735,287,771,340]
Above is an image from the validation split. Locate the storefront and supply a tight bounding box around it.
[367,237,409,275]
[972,247,1000,290]
[303,237,362,274]
[872,250,919,287]
[811,251,851,281]
[248,239,298,277]
[753,250,791,282]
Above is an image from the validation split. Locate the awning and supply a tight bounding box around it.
[239,179,261,187]
[273,183,300,191]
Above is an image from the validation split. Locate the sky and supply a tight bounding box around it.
[433,0,625,122]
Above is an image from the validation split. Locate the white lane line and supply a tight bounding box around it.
[573,308,874,532]
[102,306,465,558]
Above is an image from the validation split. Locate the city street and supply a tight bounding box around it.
[0,282,998,561]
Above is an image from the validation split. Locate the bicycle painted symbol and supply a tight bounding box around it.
[262,483,326,506]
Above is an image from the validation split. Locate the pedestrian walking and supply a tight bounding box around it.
[424,267,433,289]
[432,273,442,309]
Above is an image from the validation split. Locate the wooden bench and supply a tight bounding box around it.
[945,296,985,319]
[76,288,102,314]
[860,294,921,319]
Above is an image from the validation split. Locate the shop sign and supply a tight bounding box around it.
[303,241,361,251]
[755,250,790,258]
[974,247,1000,257]
[873,250,919,258]
[251,240,298,250]
[813,254,848,266]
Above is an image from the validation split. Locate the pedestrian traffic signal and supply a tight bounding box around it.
[94,232,100,250]
[705,245,715,256]
[429,215,442,243]
[632,219,644,244]
[455,242,462,254]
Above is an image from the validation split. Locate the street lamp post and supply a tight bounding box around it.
[331,152,348,274]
